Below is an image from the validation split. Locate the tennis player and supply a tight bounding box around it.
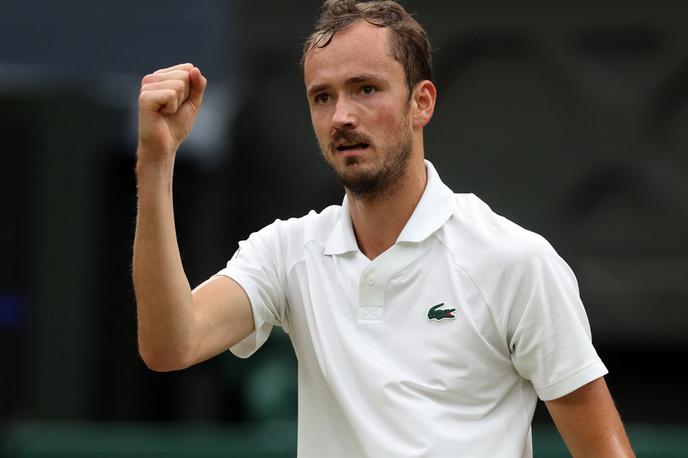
[133,1,635,456]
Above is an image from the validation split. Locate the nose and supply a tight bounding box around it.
[331,97,358,130]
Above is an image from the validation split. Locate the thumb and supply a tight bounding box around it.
[187,67,208,110]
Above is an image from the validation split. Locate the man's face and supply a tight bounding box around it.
[304,21,414,198]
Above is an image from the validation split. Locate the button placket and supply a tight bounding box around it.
[357,240,433,323]
[359,266,384,322]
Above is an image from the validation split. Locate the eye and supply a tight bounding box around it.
[360,85,376,96]
[314,93,330,104]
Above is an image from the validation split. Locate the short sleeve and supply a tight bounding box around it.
[215,221,288,358]
[506,245,608,401]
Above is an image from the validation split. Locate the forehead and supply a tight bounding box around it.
[304,20,404,88]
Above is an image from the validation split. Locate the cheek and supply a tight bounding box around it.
[373,104,407,137]
[310,113,328,143]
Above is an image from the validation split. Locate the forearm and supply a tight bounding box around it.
[133,155,195,371]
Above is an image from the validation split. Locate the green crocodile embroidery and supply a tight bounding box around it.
[427,303,456,320]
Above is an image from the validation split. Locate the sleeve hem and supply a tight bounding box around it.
[213,269,271,359]
[536,359,609,401]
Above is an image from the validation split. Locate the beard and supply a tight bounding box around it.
[322,116,413,200]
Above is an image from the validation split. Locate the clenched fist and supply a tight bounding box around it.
[137,63,207,163]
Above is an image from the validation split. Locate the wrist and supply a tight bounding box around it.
[135,155,176,191]
[136,146,176,175]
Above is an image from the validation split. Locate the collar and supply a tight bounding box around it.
[324,160,456,255]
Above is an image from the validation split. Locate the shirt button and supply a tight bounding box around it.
[366,277,375,286]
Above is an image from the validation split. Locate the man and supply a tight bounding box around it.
[133,0,635,456]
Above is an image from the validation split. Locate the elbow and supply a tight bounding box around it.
[138,345,194,373]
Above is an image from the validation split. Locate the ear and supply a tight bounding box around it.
[411,80,437,128]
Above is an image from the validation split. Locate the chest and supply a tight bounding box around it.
[284,240,514,396]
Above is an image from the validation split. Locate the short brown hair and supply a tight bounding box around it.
[302,0,433,93]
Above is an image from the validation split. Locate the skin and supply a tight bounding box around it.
[133,20,634,458]
[546,378,635,457]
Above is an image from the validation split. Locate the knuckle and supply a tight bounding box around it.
[178,81,189,97]
[173,70,189,82]
[141,74,157,85]
[166,90,179,104]
[138,92,157,108]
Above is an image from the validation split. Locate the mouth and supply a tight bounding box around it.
[336,143,369,153]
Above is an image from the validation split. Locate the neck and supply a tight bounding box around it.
[347,156,427,260]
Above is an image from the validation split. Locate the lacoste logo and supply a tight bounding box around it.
[427,303,456,321]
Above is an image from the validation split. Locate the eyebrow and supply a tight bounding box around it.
[307,73,384,96]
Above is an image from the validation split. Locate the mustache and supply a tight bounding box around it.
[328,130,372,151]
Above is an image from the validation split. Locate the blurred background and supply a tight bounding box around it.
[1,0,688,456]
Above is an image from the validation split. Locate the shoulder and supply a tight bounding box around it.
[442,193,557,264]
[438,194,580,330]
[439,193,573,295]
[241,204,343,263]
[258,204,342,243]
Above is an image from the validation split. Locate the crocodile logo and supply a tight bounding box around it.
[427,303,456,321]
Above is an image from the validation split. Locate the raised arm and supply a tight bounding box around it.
[133,63,254,372]
[545,377,635,457]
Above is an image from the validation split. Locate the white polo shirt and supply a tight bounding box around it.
[217,160,607,458]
